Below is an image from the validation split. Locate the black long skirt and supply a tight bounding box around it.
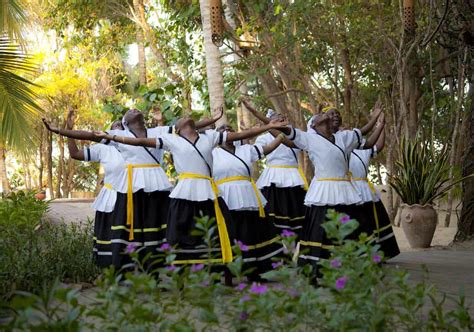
[93,210,113,268]
[107,190,170,270]
[298,204,359,275]
[227,210,284,275]
[261,184,306,236]
[166,197,235,266]
[354,201,400,259]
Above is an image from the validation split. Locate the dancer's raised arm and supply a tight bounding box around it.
[95,132,156,148]
[195,106,224,129]
[226,120,289,142]
[262,133,285,155]
[363,113,385,149]
[240,98,270,124]
[360,100,383,135]
[43,118,103,143]
[64,110,85,160]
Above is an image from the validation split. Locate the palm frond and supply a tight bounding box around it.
[0,0,27,43]
[0,38,42,151]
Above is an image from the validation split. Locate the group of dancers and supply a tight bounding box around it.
[43,99,399,283]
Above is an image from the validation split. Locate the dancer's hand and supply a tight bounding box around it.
[42,118,59,134]
[93,131,108,138]
[372,100,384,118]
[213,106,224,120]
[269,118,289,129]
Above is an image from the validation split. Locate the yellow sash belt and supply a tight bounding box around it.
[315,177,351,181]
[178,172,233,263]
[353,177,380,238]
[126,164,162,241]
[215,176,265,218]
[268,165,309,190]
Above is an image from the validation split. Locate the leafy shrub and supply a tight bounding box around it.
[2,212,472,331]
[0,191,100,301]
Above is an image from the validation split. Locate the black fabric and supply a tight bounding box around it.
[260,184,306,235]
[166,197,235,265]
[93,210,113,268]
[227,210,283,275]
[347,202,400,259]
[110,190,170,270]
[298,204,360,276]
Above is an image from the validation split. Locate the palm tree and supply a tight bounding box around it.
[199,0,227,126]
[0,0,43,192]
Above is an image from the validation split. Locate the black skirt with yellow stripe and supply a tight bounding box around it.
[96,190,170,270]
[166,197,235,266]
[93,210,114,268]
[353,201,400,259]
[227,210,284,276]
[298,204,359,275]
[260,184,306,236]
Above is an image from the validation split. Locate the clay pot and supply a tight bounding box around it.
[400,204,437,248]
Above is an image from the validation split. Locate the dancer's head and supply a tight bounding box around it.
[175,116,196,134]
[323,107,341,132]
[217,124,234,133]
[309,113,330,132]
[111,120,124,130]
[123,108,145,127]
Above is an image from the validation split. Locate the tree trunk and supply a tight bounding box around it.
[341,46,353,125]
[133,0,147,87]
[223,0,252,130]
[55,134,65,198]
[454,88,474,241]
[0,144,10,193]
[35,125,44,189]
[444,55,466,227]
[199,0,228,125]
[46,131,54,198]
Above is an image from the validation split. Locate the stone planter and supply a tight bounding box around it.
[34,192,46,200]
[400,203,437,248]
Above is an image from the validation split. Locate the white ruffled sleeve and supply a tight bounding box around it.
[84,144,104,162]
[339,129,364,152]
[250,144,265,163]
[205,129,227,147]
[286,127,309,151]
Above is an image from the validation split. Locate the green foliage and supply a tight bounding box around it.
[0,191,99,300]
[0,38,42,150]
[3,212,471,330]
[389,138,472,205]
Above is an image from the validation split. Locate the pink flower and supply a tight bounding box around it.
[330,259,342,268]
[200,280,210,287]
[166,265,176,271]
[239,311,249,320]
[160,243,171,251]
[240,294,251,303]
[272,261,283,269]
[339,214,351,224]
[236,240,249,252]
[236,283,247,291]
[372,254,382,263]
[250,283,268,295]
[335,276,349,290]
[281,229,296,238]
[287,288,300,298]
[125,243,138,254]
[272,283,284,291]
[191,263,204,272]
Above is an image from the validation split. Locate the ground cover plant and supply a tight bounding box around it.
[0,191,100,302]
[1,211,471,331]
